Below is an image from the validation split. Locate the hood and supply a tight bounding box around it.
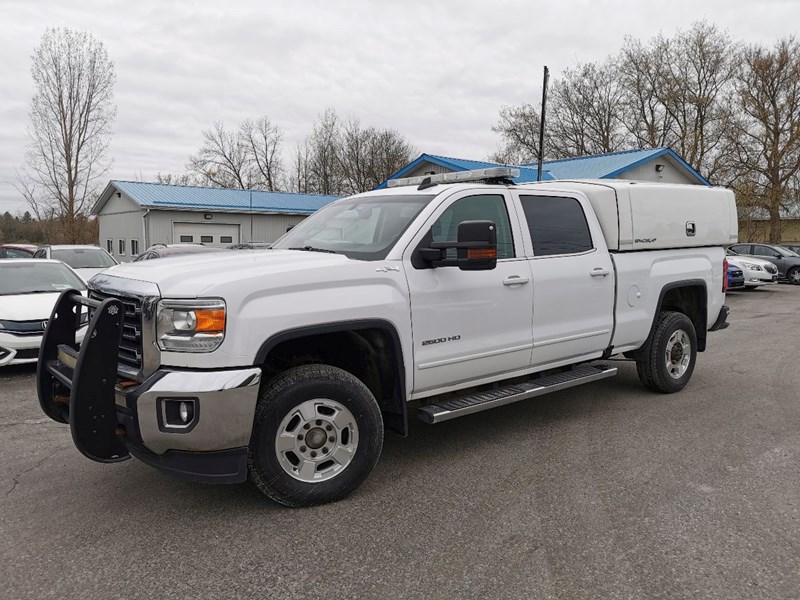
[94,249,351,296]
[0,292,63,321]
[74,267,108,281]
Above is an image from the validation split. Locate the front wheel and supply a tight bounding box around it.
[636,311,697,394]
[248,364,384,507]
[787,267,800,285]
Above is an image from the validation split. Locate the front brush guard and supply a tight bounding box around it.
[37,289,130,463]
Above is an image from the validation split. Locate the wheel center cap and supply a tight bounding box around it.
[670,343,683,362]
[305,427,327,450]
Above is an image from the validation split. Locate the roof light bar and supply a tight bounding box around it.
[387,167,520,188]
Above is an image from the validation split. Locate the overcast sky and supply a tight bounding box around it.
[0,0,798,213]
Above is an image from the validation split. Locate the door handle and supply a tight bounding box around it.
[503,276,530,286]
[590,268,610,277]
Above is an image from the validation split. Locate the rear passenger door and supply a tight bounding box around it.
[514,192,615,368]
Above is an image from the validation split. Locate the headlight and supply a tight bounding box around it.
[740,262,763,271]
[156,298,226,352]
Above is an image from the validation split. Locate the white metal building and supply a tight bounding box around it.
[92,181,340,262]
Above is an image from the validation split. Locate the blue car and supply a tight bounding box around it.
[727,263,745,290]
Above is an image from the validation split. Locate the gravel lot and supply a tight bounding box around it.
[2,285,799,600]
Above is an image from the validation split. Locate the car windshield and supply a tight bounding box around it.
[776,246,800,257]
[0,262,86,296]
[51,248,117,268]
[272,194,435,260]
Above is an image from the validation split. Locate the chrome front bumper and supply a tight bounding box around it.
[119,367,262,455]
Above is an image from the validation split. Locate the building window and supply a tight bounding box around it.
[107,239,113,254]
[180,235,193,243]
[118,239,126,255]
[220,236,233,244]
[130,239,139,256]
[200,235,213,243]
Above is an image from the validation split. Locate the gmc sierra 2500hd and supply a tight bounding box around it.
[37,168,736,506]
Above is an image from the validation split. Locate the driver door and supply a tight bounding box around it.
[404,191,534,395]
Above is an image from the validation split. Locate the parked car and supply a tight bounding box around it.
[728,243,800,284]
[725,249,778,288]
[34,245,118,281]
[0,259,87,366]
[134,244,227,261]
[0,244,37,258]
[727,263,745,290]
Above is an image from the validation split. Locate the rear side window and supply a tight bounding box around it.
[519,195,593,256]
[431,194,515,259]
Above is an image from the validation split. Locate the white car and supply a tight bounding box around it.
[0,260,88,366]
[726,253,778,287]
[33,245,118,281]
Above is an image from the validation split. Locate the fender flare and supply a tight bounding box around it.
[253,319,408,436]
[626,279,708,359]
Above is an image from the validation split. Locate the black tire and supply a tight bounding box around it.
[636,311,697,394]
[787,267,800,285]
[248,364,383,507]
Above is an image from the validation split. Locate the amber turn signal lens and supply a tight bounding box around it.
[467,248,497,259]
[195,308,226,332]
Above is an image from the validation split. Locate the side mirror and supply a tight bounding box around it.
[420,220,498,271]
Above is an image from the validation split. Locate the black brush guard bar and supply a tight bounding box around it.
[37,289,130,463]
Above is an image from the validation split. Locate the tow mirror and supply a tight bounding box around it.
[419,220,497,271]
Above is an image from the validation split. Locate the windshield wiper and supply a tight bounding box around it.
[289,246,337,254]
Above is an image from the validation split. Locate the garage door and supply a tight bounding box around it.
[173,223,240,247]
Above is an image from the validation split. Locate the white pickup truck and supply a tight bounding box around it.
[37,168,736,507]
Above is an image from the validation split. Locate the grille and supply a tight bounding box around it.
[88,290,143,370]
[14,348,40,360]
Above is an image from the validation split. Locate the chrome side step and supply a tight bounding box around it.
[417,364,617,424]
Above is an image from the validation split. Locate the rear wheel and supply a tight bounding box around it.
[248,364,383,507]
[636,311,697,394]
[787,267,800,285]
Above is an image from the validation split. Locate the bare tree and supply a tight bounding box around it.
[728,38,800,243]
[337,118,415,194]
[289,141,313,194]
[490,103,543,164]
[618,34,675,149]
[658,22,738,180]
[188,122,253,188]
[240,116,284,191]
[16,28,116,242]
[548,60,627,157]
[307,108,343,195]
[154,172,199,186]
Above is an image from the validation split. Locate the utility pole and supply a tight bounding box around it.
[249,189,254,242]
[537,65,549,182]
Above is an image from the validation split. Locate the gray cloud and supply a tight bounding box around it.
[1,0,798,213]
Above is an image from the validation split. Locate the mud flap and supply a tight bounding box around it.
[37,289,130,463]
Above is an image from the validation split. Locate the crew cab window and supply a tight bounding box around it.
[431,194,514,259]
[519,195,593,256]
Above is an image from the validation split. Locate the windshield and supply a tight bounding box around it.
[272,194,435,260]
[0,262,87,296]
[51,248,117,268]
[776,246,800,257]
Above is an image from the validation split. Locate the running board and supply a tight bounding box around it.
[417,364,617,424]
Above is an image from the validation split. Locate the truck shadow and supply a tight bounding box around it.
[107,365,643,514]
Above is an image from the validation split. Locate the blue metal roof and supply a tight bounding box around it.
[375,154,556,189]
[103,181,340,214]
[378,147,710,188]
